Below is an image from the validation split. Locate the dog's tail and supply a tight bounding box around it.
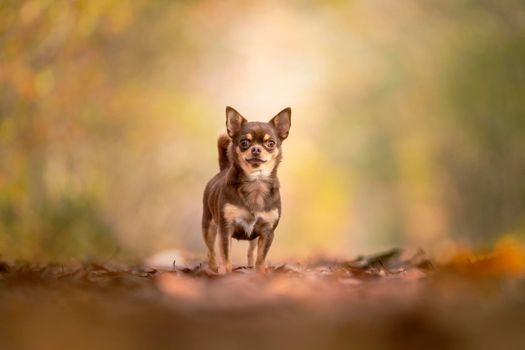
[217,133,231,171]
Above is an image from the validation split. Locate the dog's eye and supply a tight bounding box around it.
[240,139,250,148]
[266,140,275,148]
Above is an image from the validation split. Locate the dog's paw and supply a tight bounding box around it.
[207,257,218,272]
[219,262,233,274]
[255,263,267,273]
[207,263,218,273]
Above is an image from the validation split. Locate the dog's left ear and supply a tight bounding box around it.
[269,107,291,140]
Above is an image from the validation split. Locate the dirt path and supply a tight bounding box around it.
[1,249,524,350]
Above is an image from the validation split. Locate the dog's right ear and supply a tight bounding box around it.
[226,106,247,138]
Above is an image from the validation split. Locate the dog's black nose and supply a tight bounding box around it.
[251,146,261,156]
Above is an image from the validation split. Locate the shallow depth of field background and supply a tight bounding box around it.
[1,0,525,263]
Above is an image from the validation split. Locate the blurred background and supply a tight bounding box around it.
[1,0,525,263]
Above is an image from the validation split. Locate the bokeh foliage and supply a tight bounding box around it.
[1,0,525,260]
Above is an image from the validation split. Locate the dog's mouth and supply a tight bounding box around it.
[245,158,266,167]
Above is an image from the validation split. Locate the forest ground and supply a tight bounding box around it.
[1,247,525,350]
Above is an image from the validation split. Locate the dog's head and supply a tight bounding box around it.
[225,106,291,179]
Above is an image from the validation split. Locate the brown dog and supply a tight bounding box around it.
[202,106,291,273]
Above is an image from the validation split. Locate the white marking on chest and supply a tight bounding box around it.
[223,203,279,235]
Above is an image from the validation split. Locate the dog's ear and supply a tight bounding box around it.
[226,106,247,138]
[269,107,291,140]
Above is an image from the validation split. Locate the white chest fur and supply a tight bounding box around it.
[223,203,279,235]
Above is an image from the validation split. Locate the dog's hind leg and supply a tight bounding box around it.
[247,238,257,267]
[202,210,218,271]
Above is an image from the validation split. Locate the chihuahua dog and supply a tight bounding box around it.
[202,106,291,273]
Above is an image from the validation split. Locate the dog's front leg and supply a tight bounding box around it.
[218,227,233,273]
[255,229,274,272]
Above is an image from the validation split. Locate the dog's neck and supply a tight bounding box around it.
[228,162,277,184]
[227,163,279,212]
